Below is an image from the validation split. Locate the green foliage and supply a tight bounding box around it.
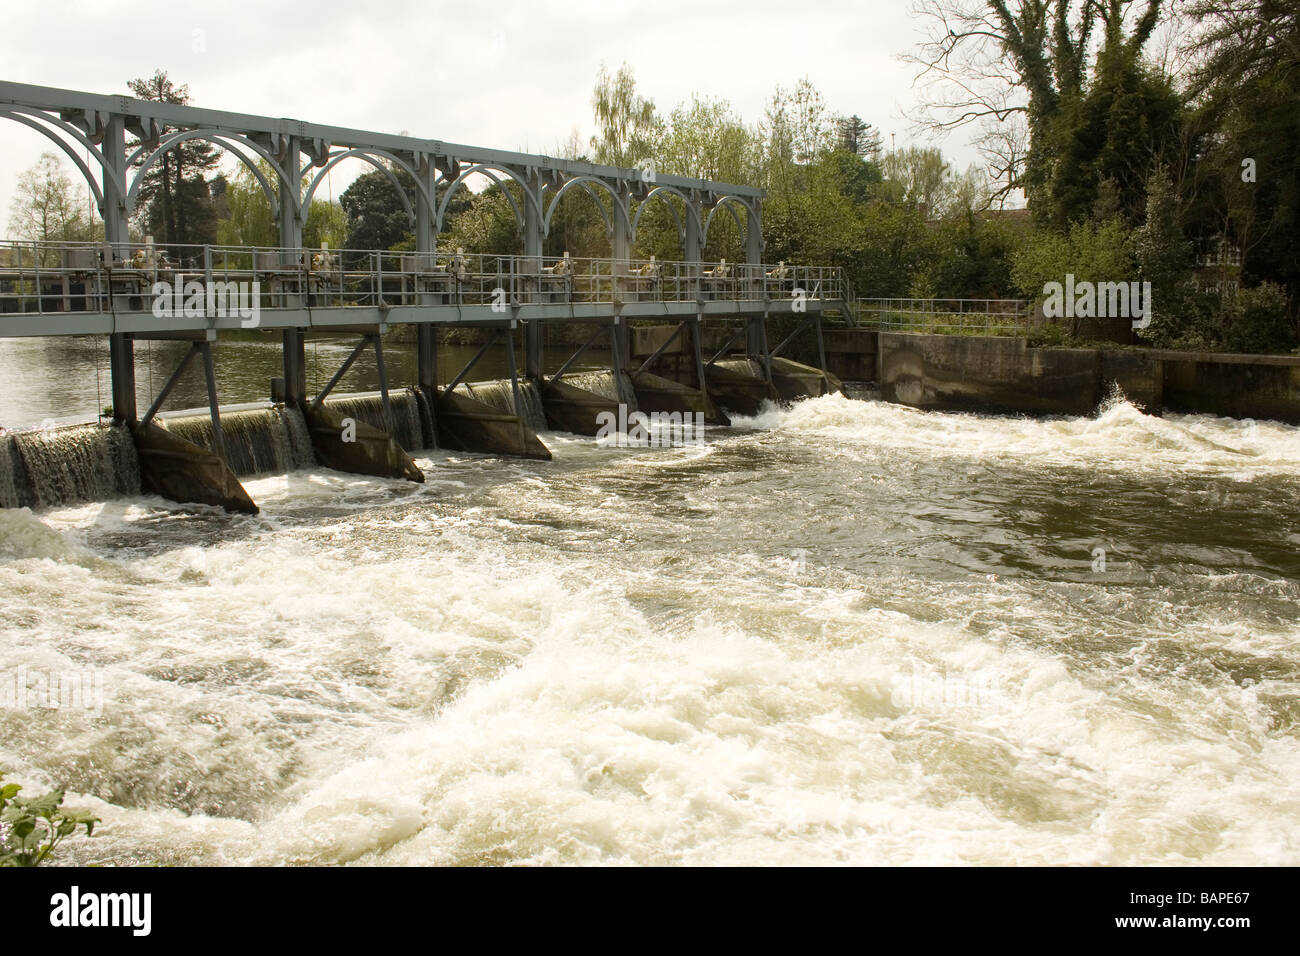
[1219,282,1297,354]
[6,152,102,257]
[836,115,882,160]
[1024,322,1072,348]
[590,63,659,168]
[879,146,952,213]
[444,186,522,257]
[303,199,347,252]
[1035,53,1184,229]
[1183,0,1300,305]
[215,166,277,248]
[1143,282,1296,353]
[912,211,1024,300]
[658,95,757,184]
[1011,217,1135,300]
[1132,166,1193,304]
[340,168,417,254]
[0,769,98,867]
[127,70,221,250]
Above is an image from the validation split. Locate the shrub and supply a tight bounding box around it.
[0,769,99,867]
[1219,282,1296,354]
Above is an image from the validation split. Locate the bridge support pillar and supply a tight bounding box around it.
[417,325,437,393]
[109,334,136,423]
[524,169,545,383]
[283,329,307,407]
[100,113,137,423]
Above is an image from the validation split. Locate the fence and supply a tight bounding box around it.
[0,240,846,316]
[850,298,1036,336]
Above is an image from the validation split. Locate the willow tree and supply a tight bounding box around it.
[589,63,660,169]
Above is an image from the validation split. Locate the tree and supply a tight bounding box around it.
[126,70,221,253]
[1181,0,1300,301]
[7,152,102,257]
[905,0,1175,218]
[443,185,522,256]
[761,78,837,187]
[657,94,758,183]
[1132,166,1192,310]
[881,146,954,215]
[214,166,277,248]
[589,63,659,168]
[304,200,347,252]
[339,167,417,255]
[1011,217,1135,302]
[836,115,883,160]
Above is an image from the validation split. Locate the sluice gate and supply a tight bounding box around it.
[0,79,850,511]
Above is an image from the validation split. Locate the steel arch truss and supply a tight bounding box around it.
[630,185,702,249]
[436,163,541,236]
[0,107,126,215]
[127,128,299,219]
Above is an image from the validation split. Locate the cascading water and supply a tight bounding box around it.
[561,370,623,402]
[0,432,23,508]
[0,423,140,509]
[323,390,426,452]
[159,405,315,477]
[453,378,548,432]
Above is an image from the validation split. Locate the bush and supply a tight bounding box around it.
[1140,282,1296,354]
[1011,218,1135,303]
[0,769,98,867]
[1220,282,1296,354]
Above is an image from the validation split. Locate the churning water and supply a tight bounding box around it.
[1,393,1298,865]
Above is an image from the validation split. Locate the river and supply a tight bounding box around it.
[1,335,1298,865]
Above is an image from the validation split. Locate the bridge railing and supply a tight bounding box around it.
[851,297,1036,336]
[0,240,847,317]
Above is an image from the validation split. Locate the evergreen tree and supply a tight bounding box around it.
[126,71,221,255]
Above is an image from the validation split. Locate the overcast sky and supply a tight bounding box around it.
[0,0,984,228]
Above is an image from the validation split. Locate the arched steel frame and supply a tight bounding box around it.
[300,147,436,226]
[0,108,125,213]
[436,163,540,235]
[543,175,629,238]
[126,128,299,219]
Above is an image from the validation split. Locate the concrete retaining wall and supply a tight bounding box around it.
[871,331,1300,423]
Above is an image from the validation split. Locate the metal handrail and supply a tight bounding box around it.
[0,239,847,316]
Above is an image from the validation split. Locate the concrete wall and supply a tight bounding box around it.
[1154,351,1300,424]
[632,326,1300,424]
[873,332,1300,423]
[823,328,878,383]
[878,332,1106,415]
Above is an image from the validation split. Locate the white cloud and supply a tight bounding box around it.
[0,0,984,230]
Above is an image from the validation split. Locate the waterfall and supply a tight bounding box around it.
[0,423,140,509]
[0,432,26,509]
[453,379,548,433]
[323,390,426,452]
[159,405,315,478]
[561,371,622,402]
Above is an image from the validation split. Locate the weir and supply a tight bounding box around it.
[0,423,139,510]
[0,79,850,510]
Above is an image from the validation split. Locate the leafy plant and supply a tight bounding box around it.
[0,770,98,867]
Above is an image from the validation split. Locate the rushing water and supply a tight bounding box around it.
[1,388,1297,866]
